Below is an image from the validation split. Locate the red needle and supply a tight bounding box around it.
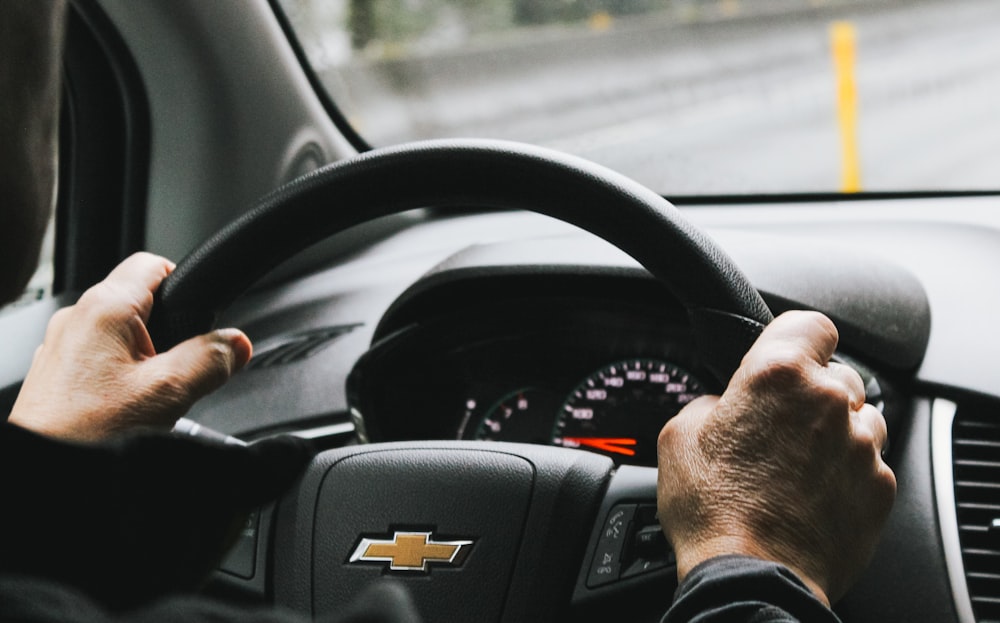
[561,437,637,456]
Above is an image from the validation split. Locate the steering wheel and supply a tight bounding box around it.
[148,139,773,622]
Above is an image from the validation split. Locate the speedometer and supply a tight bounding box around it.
[552,359,704,466]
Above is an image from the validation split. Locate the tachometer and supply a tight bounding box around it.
[552,359,704,466]
[462,388,561,444]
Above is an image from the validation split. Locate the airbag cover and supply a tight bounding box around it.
[312,448,534,622]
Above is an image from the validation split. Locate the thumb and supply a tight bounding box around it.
[141,328,252,416]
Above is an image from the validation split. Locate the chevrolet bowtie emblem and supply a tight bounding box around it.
[349,531,474,572]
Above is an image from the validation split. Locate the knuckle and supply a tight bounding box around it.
[183,338,238,395]
[809,311,839,342]
[47,305,74,329]
[790,309,838,340]
[852,426,878,451]
[657,417,683,448]
[132,251,159,263]
[880,466,898,497]
[51,305,73,321]
[74,285,104,310]
[75,283,128,321]
[203,338,237,376]
[867,464,898,515]
[816,379,853,412]
[751,349,809,387]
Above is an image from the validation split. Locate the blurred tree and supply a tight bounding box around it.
[513,0,668,25]
[349,0,376,49]
[345,0,672,51]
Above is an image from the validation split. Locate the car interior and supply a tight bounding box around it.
[2,0,998,622]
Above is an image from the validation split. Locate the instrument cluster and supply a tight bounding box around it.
[349,297,714,467]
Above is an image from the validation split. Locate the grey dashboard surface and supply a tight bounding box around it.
[179,195,1000,435]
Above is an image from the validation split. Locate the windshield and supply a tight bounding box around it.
[277,0,999,195]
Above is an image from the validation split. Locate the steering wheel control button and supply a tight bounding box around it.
[633,524,668,558]
[348,531,474,572]
[622,555,671,579]
[587,504,636,587]
[621,504,674,580]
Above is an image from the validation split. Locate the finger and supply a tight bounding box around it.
[856,402,889,456]
[858,403,897,509]
[826,360,867,410]
[98,252,175,321]
[746,310,840,368]
[138,328,252,421]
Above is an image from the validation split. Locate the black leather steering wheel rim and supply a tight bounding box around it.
[148,138,772,385]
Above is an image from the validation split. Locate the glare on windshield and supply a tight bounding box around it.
[279,0,1000,195]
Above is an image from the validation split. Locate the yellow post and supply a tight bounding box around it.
[588,11,613,32]
[831,21,861,193]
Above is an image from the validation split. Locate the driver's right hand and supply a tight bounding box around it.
[656,310,896,606]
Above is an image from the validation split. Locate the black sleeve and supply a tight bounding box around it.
[0,575,421,623]
[662,555,842,623]
[0,422,314,611]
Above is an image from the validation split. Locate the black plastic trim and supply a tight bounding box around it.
[669,190,1000,206]
[57,0,150,293]
[202,503,275,604]
[267,0,372,154]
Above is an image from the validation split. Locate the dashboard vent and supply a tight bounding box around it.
[954,409,1000,622]
[245,324,362,371]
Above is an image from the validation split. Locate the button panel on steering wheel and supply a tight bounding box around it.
[587,503,674,588]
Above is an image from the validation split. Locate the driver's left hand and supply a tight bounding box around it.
[8,252,252,442]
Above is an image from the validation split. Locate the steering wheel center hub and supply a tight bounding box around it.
[274,442,613,622]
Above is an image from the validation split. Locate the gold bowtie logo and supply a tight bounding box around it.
[349,531,474,572]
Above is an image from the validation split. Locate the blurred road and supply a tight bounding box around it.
[324,0,1000,193]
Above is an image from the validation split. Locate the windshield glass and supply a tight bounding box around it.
[277,0,999,195]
